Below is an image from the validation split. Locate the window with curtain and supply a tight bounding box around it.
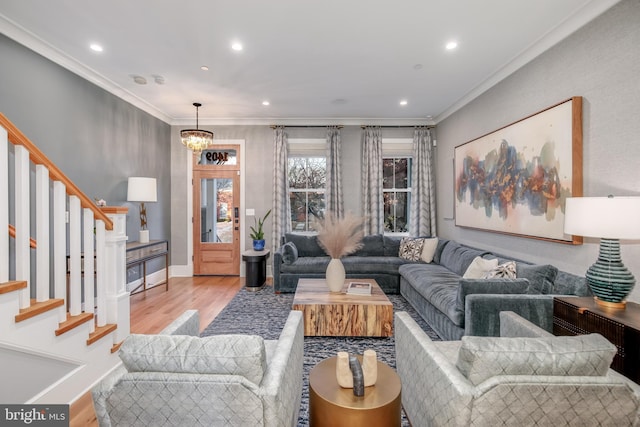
[382,138,413,234]
[288,139,326,232]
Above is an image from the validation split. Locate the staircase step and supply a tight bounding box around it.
[111,341,123,353]
[0,281,27,294]
[87,324,117,346]
[15,298,65,322]
[55,312,94,336]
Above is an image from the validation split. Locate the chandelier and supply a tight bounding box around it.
[180,102,213,153]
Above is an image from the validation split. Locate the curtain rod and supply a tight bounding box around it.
[360,125,435,129]
[269,125,344,129]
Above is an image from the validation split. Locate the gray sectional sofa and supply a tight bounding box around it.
[273,234,591,340]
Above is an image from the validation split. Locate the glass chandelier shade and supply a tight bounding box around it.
[181,102,213,153]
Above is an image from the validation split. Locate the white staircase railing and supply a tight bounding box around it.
[0,112,130,404]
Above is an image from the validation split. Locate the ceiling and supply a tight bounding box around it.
[0,0,619,126]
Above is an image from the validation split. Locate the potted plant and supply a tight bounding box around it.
[250,209,271,251]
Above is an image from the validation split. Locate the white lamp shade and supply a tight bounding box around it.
[564,196,640,239]
[127,177,157,202]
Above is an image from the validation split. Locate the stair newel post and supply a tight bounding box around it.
[35,165,50,303]
[14,145,30,309]
[0,126,7,283]
[102,208,130,342]
[68,195,82,316]
[53,181,67,322]
[83,208,95,333]
[95,220,106,327]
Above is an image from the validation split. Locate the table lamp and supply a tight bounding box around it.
[564,196,640,309]
[127,177,157,243]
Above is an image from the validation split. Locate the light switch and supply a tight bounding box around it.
[246,208,255,216]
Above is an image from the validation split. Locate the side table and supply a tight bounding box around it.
[242,249,270,290]
[553,296,640,383]
[309,355,401,427]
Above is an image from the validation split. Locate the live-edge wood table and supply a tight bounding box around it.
[126,240,169,295]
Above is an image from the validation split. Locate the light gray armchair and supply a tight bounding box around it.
[92,310,304,427]
[395,310,640,426]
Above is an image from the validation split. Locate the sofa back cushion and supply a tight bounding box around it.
[456,333,616,386]
[120,334,267,385]
[439,241,491,276]
[353,234,384,256]
[383,235,403,257]
[284,233,325,257]
[516,263,558,294]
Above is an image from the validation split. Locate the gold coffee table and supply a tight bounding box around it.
[292,278,393,337]
[309,355,402,427]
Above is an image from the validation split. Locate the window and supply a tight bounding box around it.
[383,157,412,233]
[288,156,326,232]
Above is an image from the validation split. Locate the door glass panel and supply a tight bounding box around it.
[198,149,238,166]
[200,178,233,243]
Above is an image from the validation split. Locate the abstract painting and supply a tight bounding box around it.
[454,97,582,243]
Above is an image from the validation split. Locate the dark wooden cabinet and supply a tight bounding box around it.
[553,296,640,383]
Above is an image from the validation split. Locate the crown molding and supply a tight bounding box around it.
[0,13,173,124]
[173,117,434,127]
[435,0,621,124]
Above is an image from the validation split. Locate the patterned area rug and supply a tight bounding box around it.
[201,286,441,427]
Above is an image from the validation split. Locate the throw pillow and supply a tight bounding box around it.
[420,237,439,263]
[456,333,616,386]
[463,256,499,279]
[398,237,425,261]
[282,241,298,264]
[516,263,558,294]
[482,261,517,279]
[120,334,267,385]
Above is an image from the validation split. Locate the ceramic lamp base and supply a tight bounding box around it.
[586,238,635,307]
[139,230,150,243]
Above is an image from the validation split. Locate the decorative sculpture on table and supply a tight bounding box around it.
[336,350,378,396]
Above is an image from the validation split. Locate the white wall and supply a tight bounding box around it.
[435,0,640,302]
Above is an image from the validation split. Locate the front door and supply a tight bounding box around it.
[193,146,240,275]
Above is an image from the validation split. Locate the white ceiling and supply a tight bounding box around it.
[0,0,620,126]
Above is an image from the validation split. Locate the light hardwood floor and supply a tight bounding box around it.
[69,275,248,426]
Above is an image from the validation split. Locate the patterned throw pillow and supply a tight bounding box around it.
[398,237,425,261]
[483,261,516,279]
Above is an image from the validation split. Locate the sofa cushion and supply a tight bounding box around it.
[432,239,450,265]
[352,234,384,256]
[120,334,267,384]
[383,236,403,257]
[455,278,531,316]
[463,256,498,279]
[399,237,425,261]
[279,256,330,273]
[342,256,407,275]
[456,333,616,386]
[282,242,298,264]
[483,261,516,279]
[421,237,439,263]
[284,233,325,257]
[439,242,491,276]
[516,263,558,294]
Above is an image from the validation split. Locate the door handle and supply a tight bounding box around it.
[234,207,239,218]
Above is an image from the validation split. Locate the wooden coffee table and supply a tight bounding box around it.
[292,278,393,337]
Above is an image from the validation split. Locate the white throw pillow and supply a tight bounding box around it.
[420,237,439,263]
[463,256,499,279]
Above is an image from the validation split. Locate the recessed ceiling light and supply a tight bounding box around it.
[231,42,243,51]
[446,41,458,50]
[413,64,423,70]
[201,65,209,71]
[262,100,270,106]
[132,75,147,85]
[400,100,408,106]
[90,43,103,52]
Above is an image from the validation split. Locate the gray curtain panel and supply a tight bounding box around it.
[409,127,436,237]
[361,127,384,235]
[272,127,291,250]
[325,126,343,217]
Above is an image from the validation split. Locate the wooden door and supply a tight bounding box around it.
[193,146,240,275]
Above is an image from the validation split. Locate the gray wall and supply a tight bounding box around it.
[435,0,640,302]
[0,34,171,271]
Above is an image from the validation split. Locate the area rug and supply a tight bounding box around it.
[201,286,441,427]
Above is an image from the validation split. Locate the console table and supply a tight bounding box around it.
[553,296,640,383]
[127,240,169,295]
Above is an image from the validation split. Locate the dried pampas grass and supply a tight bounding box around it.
[314,212,364,259]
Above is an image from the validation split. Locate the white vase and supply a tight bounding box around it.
[326,258,345,292]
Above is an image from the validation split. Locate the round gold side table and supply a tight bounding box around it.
[309,355,401,427]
